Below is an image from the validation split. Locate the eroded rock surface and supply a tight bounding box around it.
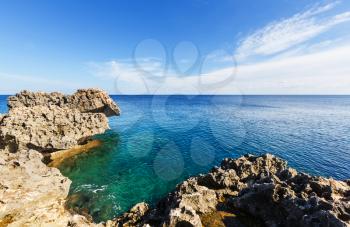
[110,154,350,227]
[1,89,120,153]
[0,105,109,152]
[8,88,120,117]
[1,89,349,227]
[0,148,96,226]
[0,89,120,226]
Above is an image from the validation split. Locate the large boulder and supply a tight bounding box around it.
[8,88,120,117]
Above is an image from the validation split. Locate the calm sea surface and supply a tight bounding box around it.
[1,95,349,221]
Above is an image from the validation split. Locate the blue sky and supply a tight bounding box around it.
[1,0,350,94]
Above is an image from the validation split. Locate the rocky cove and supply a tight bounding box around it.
[0,90,349,227]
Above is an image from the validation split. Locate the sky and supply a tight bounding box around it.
[0,0,350,94]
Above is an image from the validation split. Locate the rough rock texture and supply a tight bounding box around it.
[0,89,120,226]
[2,89,349,227]
[8,88,120,117]
[110,154,350,227]
[106,203,150,227]
[0,105,109,152]
[0,148,97,226]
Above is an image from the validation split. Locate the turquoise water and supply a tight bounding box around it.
[1,95,350,222]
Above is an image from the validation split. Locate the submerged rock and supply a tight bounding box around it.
[111,154,350,227]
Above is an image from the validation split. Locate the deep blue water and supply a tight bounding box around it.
[1,95,349,221]
[0,96,7,113]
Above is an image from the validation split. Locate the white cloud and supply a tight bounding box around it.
[88,41,350,95]
[235,1,350,62]
[87,58,169,94]
[233,44,350,94]
[86,1,350,95]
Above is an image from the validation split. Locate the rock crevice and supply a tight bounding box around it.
[0,89,120,226]
[1,89,349,227]
[112,154,350,227]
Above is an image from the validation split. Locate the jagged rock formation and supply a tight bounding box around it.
[111,154,350,227]
[106,203,150,227]
[0,105,109,152]
[0,89,120,226]
[7,88,120,117]
[0,89,120,153]
[1,89,349,227]
[0,148,96,226]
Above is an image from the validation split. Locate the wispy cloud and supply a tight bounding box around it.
[87,1,350,95]
[87,58,168,94]
[87,42,350,95]
[235,1,350,62]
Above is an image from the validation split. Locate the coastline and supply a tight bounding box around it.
[0,89,349,226]
[0,89,120,226]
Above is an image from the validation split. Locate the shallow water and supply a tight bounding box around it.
[1,95,349,222]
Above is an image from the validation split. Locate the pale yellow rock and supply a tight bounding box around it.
[0,105,109,152]
[0,89,121,226]
[0,148,99,226]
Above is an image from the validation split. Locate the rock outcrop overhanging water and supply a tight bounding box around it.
[1,89,349,227]
[1,89,120,153]
[0,89,119,226]
[8,89,120,117]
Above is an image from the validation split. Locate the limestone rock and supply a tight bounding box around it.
[2,89,349,227]
[69,89,121,117]
[0,148,99,226]
[8,88,120,117]
[109,202,149,226]
[0,105,109,152]
[0,88,119,226]
[168,205,202,227]
[176,179,218,214]
[111,154,350,227]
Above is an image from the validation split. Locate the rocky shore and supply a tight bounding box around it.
[0,89,349,227]
[111,154,350,227]
[0,89,120,226]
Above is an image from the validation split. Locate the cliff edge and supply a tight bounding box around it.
[111,154,350,227]
[0,89,120,226]
[1,89,349,227]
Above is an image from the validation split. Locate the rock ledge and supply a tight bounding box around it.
[111,154,350,227]
[0,89,120,226]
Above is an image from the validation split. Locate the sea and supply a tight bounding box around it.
[0,95,349,222]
